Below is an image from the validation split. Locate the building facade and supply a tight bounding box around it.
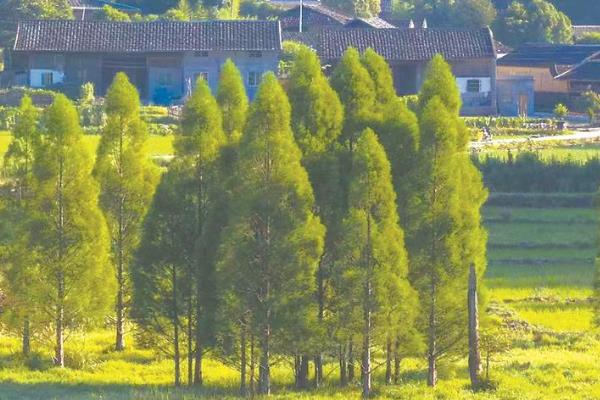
[8,20,282,103]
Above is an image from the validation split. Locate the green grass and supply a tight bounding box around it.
[0,133,174,160]
[477,142,600,163]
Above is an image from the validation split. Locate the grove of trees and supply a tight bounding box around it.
[0,46,487,395]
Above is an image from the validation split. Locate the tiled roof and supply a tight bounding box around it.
[498,44,600,67]
[14,20,282,53]
[291,27,495,61]
[280,3,352,25]
[556,60,600,81]
[345,17,396,29]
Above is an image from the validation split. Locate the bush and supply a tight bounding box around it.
[24,353,49,371]
[554,103,568,119]
[0,106,18,130]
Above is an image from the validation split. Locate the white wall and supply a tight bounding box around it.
[30,69,64,88]
[456,77,491,93]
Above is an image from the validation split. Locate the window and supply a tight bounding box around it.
[194,72,209,82]
[466,79,481,93]
[249,51,262,58]
[159,72,173,86]
[248,71,261,87]
[41,72,53,87]
[195,51,209,57]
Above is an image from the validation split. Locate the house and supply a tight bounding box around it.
[285,27,497,115]
[8,20,282,103]
[497,44,600,110]
[69,0,141,20]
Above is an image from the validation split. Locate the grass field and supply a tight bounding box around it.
[476,141,600,163]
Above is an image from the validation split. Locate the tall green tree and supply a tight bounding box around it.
[408,56,487,387]
[330,47,376,147]
[287,44,344,387]
[29,94,114,367]
[131,160,196,386]
[1,95,40,355]
[216,59,249,144]
[361,48,397,109]
[176,76,227,385]
[337,128,416,397]
[219,73,325,395]
[94,72,160,352]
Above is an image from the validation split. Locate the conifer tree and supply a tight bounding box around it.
[131,160,197,386]
[176,76,227,385]
[94,72,160,351]
[361,48,397,109]
[408,56,487,387]
[216,59,249,144]
[29,94,114,367]
[219,73,325,395]
[287,45,344,387]
[337,128,416,397]
[330,47,376,146]
[2,95,40,355]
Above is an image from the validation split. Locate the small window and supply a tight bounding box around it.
[195,51,209,57]
[159,72,173,86]
[466,79,481,93]
[194,72,209,83]
[248,71,261,87]
[249,51,263,58]
[41,72,53,87]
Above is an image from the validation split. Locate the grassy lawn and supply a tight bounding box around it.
[477,142,600,163]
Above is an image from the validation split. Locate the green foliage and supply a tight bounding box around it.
[553,103,568,119]
[322,0,380,17]
[101,5,131,21]
[29,94,115,364]
[219,73,325,393]
[494,0,573,46]
[418,54,461,116]
[330,48,376,145]
[361,48,397,109]
[216,59,248,144]
[392,0,495,29]
[576,32,600,44]
[162,0,208,20]
[94,72,160,351]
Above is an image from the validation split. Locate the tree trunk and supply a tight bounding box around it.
[115,119,126,352]
[485,351,490,380]
[393,338,401,384]
[361,281,372,397]
[250,333,256,395]
[427,281,437,387]
[193,336,203,386]
[314,354,322,388]
[55,272,64,367]
[315,256,325,388]
[348,340,355,382]
[22,317,30,356]
[258,320,271,395]
[240,317,247,396]
[297,355,309,389]
[339,344,347,386]
[115,259,125,351]
[172,264,181,387]
[385,337,392,385]
[187,277,194,386]
[468,264,481,390]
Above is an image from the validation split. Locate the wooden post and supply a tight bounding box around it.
[468,264,481,390]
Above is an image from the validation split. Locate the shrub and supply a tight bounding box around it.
[554,103,568,119]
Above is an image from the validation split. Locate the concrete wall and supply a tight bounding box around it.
[497,75,535,116]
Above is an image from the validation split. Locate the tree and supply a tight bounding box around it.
[408,56,487,387]
[451,0,496,29]
[131,160,196,386]
[216,59,249,144]
[322,0,380,17]
[361,48,397,109]
[176,76,227,385]
[330,48,376,147]
[576,32,600,44]
[337,129,416,397]
[94,72,160,352]
[218,73,325,395]
[287,45,344,387]
[101,5,132,21]
[494,0,572,46]
[29,94,114,367]
[1,95,40,355]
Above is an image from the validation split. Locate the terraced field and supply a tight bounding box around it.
[484,205,597,331]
